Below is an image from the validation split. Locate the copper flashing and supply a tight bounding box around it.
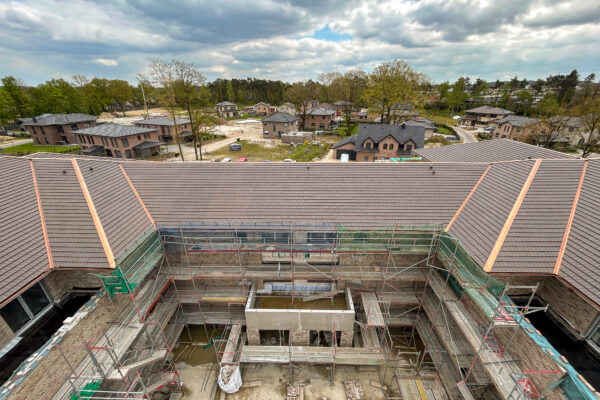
[119,163,156,228]
[30,160,54,270]
[445,164,491,232]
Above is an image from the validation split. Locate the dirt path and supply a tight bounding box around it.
[0,138,32,149]
[166,122,263,161]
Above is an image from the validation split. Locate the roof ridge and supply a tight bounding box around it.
[29,160,54,270]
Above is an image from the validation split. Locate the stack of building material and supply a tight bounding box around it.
[344,381,364,399]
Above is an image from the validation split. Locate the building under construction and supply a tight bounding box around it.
[0,150,599,399]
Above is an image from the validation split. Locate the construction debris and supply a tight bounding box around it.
[286,383,305,399]
[344,381,365,399]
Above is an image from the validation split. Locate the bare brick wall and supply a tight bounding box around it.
[28,121,96,145]
[43,270,105,303]
[495,275,600,338]
[76,129,161,159]
[0,316,14,349]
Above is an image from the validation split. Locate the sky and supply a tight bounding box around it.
[0,0,598,85]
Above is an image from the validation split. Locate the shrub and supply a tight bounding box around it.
[425,136,452,146]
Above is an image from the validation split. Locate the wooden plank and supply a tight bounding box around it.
[361,292,385,327]
[415,380,428,400]
[108,349,167,380]
[457,381,475,400]
[221,324,242,365]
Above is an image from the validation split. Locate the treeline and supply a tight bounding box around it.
[208,78,290,106]
[428,70,599,117]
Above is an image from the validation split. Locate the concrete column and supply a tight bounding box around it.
[247,329,261,345]
[290,329,310,346]
[340,330,353,347]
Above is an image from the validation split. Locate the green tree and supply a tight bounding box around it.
[286,81,318,129]
[573,97,600,158]
[331,70,367,136]
[1,76,32,118]
[447,78,468,114]
[0,87,15,124]
[107,79,133,116]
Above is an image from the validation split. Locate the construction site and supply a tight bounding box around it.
[1,152,600,400]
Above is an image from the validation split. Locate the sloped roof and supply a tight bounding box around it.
[20,113,97,126]
[494,115,539,127]
[414,139,574,162]
[133,141,164,150]
[134,116,190,126]
[74,123,157,137]
[216,101,236,106]
[465,105,514,115]
[333,123,425,151]
[1,156,600,311]
[308,108,336,116]
[263,112,298,123]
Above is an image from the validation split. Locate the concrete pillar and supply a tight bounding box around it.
[290,329,310,346]
[247,329,260,345]
[340,330,353,347]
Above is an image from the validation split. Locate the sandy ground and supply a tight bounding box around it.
[176,362,385,400]
[166,121,264,161]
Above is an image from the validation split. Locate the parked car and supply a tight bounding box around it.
[229,143,242,151]
[220,157,232,162]
[282,158,296,162]
[237,157,248,162]
[261,159,273,162]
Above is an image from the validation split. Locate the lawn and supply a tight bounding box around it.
[207,140,328,162]
[0,143,81,155]
[424,110,459,126]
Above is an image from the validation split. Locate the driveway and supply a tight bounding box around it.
[0,138,32,149]
[453,126,478,143]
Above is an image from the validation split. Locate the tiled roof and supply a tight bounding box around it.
[133,141,164,150]
[464,105,514,115]
[494,115,539,127]
[73,123,157,138]
[333,123,425,151]
[216,101,236,106]
[263,112,298,123]
[134,116,190,126]
[1,157,600,310]
[308,108,336,116]
[414,139,574,162]
[19,113,97,126]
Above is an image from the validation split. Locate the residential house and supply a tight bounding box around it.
[317,102,336,113]
[460,106,513,127]
[262,112,298,139]
[390,103,419,121]
[405,119,435,139]
[253,102,275,117]
[333,101,352,116]
[306,99,320,110]
[134,116,191,143]
[73,123,163,159]
[354,111,368,121]
[20,113,97,145]
[492,115,540,140]
[332,123,425,161]
[215,101,239,118]
[303,108,336,130]
[277,102,296,115]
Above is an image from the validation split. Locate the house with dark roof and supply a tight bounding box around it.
[133,116,191,143]
[491,115,540,140]
[333,101,352,115]
[460,105,514,127]
[332,123,425,161]
[73,123,163,159]
[262,112,298,139]
[20,113,97,145]
[303,107,336,130]
[277,102,296,115]
[215,101,239,118]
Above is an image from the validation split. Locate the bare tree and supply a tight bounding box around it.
[529,114,570,148]
[331,70,367,136]
[286,81,317,129]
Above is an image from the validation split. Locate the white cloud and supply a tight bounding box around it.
[93,58,118,66]
[0,0,597,84]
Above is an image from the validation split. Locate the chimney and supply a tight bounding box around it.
[401,122,406,129]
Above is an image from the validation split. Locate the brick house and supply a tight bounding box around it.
[491,115,540,140]
[73,123,163,159]
[253,102,275,117]
[303,108,336,130]
[215,101,239,118]
[332,123,425,161]
[133,116,191,143]
[277,102,296,115]
[20,113,97,145]
[460,106,513,127]
[333,101,352,116]
[262,112,298,139]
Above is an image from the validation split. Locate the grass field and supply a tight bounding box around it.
[0,143,81,155]
[424,111,459,126]
[207,140,328,162]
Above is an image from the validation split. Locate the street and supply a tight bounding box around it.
[453,126,478,143]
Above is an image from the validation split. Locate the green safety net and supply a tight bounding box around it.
[70,380,102,400]
[436,232,506,319]
[100,229,163,297]
[336,225,437,254]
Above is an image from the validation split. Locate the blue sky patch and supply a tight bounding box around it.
[312,25,352,41]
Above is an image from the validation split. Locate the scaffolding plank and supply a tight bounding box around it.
[239,346,385,365]
[302,290,339,302]
[107,349,168,380]
[221,324,242,365]
[361,292,385,327]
